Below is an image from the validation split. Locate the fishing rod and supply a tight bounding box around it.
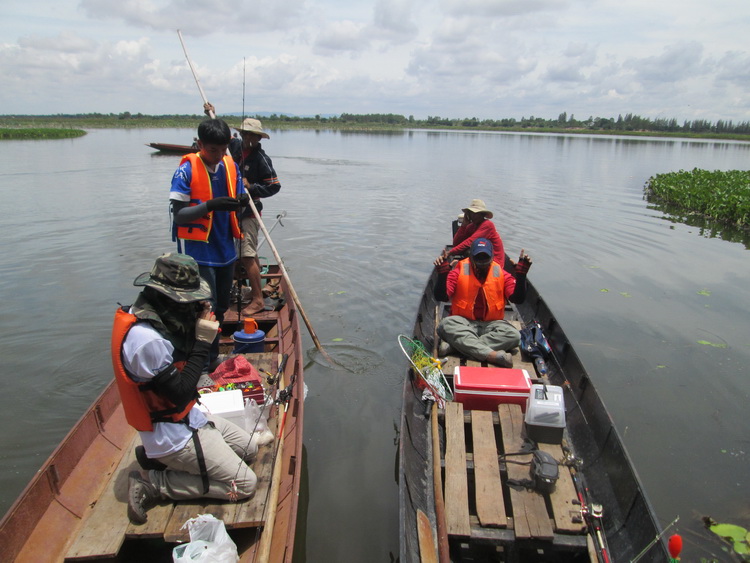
[177,30,335,365]
[257,210,286,252]
[629,516,680,563]
[571,469,611,563]
[527,319,589,425]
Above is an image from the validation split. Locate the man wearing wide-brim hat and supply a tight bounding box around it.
[434,198,505,267]
[112,253,259,525]
[236,116,281,316]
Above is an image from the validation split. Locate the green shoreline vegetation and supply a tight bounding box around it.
[1,111,750,141]
[0,127,86,140]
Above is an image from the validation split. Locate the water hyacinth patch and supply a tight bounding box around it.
[645,168,750,227]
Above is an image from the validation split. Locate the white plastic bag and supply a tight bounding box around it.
[172,514,238,563]
[244,395,275,446]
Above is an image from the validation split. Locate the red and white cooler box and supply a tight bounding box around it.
[453,366,532,412]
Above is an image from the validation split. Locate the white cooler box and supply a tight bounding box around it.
[524,384,566,444]
[196,389,245,428]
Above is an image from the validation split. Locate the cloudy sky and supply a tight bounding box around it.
[2,0,749,123]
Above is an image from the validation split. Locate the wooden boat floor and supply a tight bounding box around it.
[436,325,588,556]
[64,352,281,561]
[438,402,588,551]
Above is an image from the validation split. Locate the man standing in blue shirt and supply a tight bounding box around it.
[170,118,247,360]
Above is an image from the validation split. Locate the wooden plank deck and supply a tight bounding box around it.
[444,402,470,537]
[64,352,284,560]
[433,331,590,556]
[438,404,587,550]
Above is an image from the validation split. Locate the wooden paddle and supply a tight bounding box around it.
[431,399,451,562]
[416,509,438,563]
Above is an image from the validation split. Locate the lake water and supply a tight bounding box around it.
[0,127,748,561]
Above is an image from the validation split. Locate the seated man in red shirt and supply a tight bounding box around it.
[437,238,532,366]
[434,199,504,267]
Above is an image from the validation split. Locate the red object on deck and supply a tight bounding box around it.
[453,366,532,411]
[208,354,265,403]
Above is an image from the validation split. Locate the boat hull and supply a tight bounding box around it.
[398,265,669,562]
[146,142,194,154]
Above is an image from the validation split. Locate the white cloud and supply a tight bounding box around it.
[314,20,370,55]
[0,0,748,122]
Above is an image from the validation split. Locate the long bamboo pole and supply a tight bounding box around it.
[176,29,334,364]
[255,370,286,562]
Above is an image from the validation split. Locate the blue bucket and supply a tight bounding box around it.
[233,318,266,353]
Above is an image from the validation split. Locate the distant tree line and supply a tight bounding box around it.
[2,111,749,136]
[328,111,750,135]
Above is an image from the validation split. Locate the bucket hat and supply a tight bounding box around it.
[133,253,212,303]
[238,118,270,139]
[462,199,493,219]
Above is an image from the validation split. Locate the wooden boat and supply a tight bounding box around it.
[0,264,304,562]
[398,258,670,562]
[146,142,195,154]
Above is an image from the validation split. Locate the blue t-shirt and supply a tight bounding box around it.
[170,158,244,267]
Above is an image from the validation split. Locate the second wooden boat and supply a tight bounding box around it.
[398,254,669,562]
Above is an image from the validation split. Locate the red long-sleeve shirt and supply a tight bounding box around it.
[449,219,504,260]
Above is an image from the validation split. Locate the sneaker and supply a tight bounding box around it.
[486,350,513,368]
[135,446,168,471]
[438,341,453,356]
[127,471,160,525]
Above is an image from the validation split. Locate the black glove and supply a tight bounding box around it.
[515,255,532,275]
[238,193,250,207]
[206,196,241,212]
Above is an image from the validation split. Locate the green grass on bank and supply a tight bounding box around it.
[645,169,750,228]
[0,127,86,140]
[2,114,750,142]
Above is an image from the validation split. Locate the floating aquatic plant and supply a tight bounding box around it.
[703,517,750,559]
[697,340,728,348]
[645,168,750,228]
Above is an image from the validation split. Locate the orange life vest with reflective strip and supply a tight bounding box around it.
[176,153,242,242]
[111,308,196,432]
[450,258,506,321]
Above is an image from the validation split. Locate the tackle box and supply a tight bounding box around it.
[524,384,566,444]
[453,366,532,412]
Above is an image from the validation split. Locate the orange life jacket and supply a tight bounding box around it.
[111,308,196,432]
[450,258,506,321]
[176,153,242,242]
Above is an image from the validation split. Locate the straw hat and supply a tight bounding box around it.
[239,118,270,139]
[462,199,493,219]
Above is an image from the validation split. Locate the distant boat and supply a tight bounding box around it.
[146,142,195,154]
